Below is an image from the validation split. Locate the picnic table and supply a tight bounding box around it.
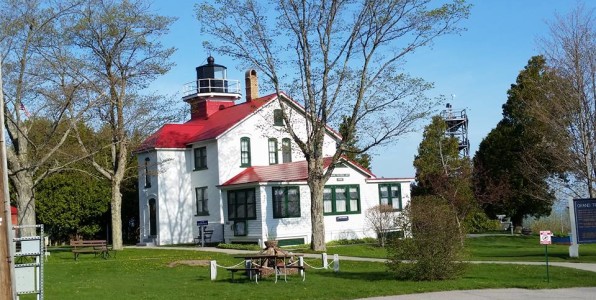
[230,254,305,283]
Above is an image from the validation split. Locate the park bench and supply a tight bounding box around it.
[70,239,111,260]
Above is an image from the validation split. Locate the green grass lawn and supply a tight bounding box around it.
[289,235,596,262]
[19,243,596,300]
[465,235,596,262]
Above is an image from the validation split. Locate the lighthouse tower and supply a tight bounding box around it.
[182,56,241,120]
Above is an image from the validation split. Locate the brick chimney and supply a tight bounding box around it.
[245,69,258,102]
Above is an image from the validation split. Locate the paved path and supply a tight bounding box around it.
[128,245,596,299]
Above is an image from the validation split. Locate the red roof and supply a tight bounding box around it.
[137,94,276,151]
[222,157,374,186]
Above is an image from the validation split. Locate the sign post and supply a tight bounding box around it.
[540,230,552,283]
[197,220,208,247]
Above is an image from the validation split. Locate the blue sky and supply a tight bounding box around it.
[149,0,589,178]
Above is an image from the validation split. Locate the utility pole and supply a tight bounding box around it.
[0,60,16,299]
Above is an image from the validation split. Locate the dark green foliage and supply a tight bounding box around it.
[387,196,466,280]
[473,56,563,229]
[36,172,110,243]
[464,210,500,233]
[412,115,477,238]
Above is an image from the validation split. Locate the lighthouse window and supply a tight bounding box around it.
[268,138,278,165]
[194,147,207,170]
[273,109,284,126]
[273,186,301,218]
[282,138,292,163]
[144,157,151,188]
[240,137,251,167]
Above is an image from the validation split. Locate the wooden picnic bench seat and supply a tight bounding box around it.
[226,267,262,283]
[70,240,111,260]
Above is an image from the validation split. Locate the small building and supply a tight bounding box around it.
[135,57,413,246]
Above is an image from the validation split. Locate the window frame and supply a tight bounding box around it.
[378,183,403,211]
[227,188,257,221]
[193,146,207,170]
[282,138,292,163]
[273,109,284,126]
[323,185,361,215]
[144,157,151,188]
[240,137,251,167]
[195,187,209,216]
[272,186,301,218]
[268,138,278,165]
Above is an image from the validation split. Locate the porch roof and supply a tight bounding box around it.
[221,156,374,187]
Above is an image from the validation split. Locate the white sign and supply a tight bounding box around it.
[540,230,552,245]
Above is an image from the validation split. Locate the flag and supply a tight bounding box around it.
[20,103,31,117]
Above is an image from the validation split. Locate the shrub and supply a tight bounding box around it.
[464,210,501,233]
[387,195,466,280]
[526,211,570,236]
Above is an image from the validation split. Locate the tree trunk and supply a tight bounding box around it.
[309,181,326,251]
[111,177,123,250]
[511,213,524,234]
[15,174,36,236]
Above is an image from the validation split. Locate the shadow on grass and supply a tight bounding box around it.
[315,270,395,281]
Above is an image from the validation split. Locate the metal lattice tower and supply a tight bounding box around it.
[441,103,469,157]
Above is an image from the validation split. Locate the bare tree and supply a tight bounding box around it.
[198,0,470,251]
[365,204,396,247]
[68,0,176,250]
[532,4,596,198]
[0,0,94,234]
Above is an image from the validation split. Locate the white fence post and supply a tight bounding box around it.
[210,260,217,280]
[333,254,339,272]
[322,253,328,269]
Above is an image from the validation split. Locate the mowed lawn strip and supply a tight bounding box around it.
[295,235,596,262]
[18,246,596,300]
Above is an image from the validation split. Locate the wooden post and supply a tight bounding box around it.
[0,60,15,299]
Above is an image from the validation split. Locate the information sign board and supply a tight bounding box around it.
[573,198,596,244]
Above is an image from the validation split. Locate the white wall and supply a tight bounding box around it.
[217,99,338,184]
[155,150,194,245]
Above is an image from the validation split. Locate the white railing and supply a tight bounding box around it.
[182,78,241,97]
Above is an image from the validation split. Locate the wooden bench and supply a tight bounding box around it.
[70,240,111,260]
[226,268,262,283]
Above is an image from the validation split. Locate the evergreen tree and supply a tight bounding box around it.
[473,56,563,231]
[413,116,475,238]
